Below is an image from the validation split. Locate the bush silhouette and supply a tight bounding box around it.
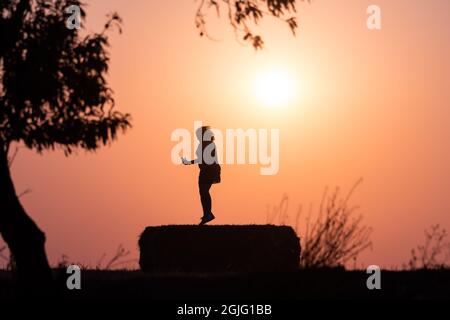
[267,179,373,268]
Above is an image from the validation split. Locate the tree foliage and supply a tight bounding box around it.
[196,0,307,50]
[0,0,130,155]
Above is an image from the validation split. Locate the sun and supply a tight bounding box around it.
[253,68,295,108]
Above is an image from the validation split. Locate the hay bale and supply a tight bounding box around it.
[139,225,300,273]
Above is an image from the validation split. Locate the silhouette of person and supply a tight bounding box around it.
[182,126,221,225]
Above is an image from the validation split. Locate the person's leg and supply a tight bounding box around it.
[199,183,212,218]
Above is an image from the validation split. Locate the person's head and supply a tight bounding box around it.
[195,126,215,142]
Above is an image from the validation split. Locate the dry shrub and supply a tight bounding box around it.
[268,179,372,268]
[407,224,450,270]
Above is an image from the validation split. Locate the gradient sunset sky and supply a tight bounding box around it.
[2,0,450,268]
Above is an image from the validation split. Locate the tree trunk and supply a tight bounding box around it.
[0,148,53,291]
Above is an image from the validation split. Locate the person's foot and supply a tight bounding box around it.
[199,213,215,225]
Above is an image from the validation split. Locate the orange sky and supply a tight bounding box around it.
[2,0,450,269]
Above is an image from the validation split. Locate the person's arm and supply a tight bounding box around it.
[182,145,203,165]
[181,157,197,165]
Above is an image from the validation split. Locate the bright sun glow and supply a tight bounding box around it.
[253,68,295,108]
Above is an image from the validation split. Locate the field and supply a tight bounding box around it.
[1,268,449,300]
